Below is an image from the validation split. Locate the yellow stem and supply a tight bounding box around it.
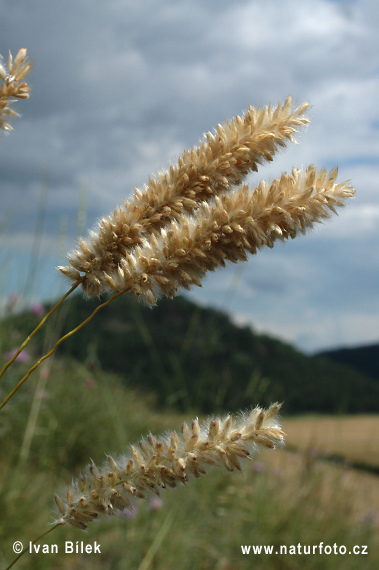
[5,523,61,570]
[0,278,84,381]
[0,288,126,410]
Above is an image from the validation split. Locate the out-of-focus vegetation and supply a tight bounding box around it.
[284,415,379,470]
[4,292,379,415]
[1,288,378,569]
[318,344,379,382]
[0,352,378,569]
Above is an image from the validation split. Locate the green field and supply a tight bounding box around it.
[1,357,378,569]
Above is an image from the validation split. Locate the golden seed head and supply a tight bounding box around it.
[0,49,32,132]
[54,403,284,528]
[57,98,335,297]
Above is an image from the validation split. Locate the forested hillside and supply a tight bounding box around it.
[6,293,379,414]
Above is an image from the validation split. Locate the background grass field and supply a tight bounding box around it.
[0,354,378,569]
[284,415,379,469]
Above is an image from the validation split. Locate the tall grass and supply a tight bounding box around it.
[0,360,377,569]
[0,48,365,569]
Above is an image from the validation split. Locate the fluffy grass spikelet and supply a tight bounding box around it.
[54,403,284,529]
[59,98,310,296]
[99,165,353,305]
[0,49,32,132]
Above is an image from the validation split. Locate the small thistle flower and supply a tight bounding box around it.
[2,348,31,363]
[0,49,32,132]
[30,302,45,317]
[54,403,284,530]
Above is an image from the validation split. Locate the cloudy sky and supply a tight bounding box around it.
[0,0,378,353]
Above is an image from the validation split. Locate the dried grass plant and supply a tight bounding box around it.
[59,97,310,297]
[1,48,356,568]
[54,403,284,530]
[0,49,32,132]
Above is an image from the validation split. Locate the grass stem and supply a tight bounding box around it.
[0,287,126,410]
[0,278,84,382]
[5,523,61,570]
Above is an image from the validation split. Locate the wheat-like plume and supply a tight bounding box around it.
[54,403,284,530]
[92,165,353,305]
[0,49,32,132]
[59,98,309,296]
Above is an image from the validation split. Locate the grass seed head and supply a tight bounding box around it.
[59,98,314,295]
[54,403,284,529]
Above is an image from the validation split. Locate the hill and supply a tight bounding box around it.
[318,343,379,381]
[5,292,379,415]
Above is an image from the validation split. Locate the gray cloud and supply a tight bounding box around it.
[0,0,378,351]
